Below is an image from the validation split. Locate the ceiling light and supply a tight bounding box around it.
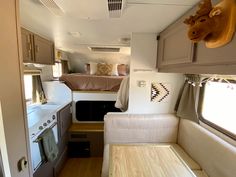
[68,32,81,38]
[119,37,131,44]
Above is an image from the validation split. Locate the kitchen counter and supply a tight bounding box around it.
[27,101,71,129]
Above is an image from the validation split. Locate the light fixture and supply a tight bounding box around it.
[68,32,81,38]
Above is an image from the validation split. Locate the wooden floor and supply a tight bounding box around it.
[58,157,103,177]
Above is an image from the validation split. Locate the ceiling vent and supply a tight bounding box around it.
[88,47,120,52]
[39,0,64,16]
[108,0,126,18]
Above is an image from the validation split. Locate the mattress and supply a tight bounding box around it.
[59,73,124,92]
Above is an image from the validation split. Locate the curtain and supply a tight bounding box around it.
[175,74,200,123]
[32,75,47,104]
[61,60,69,74]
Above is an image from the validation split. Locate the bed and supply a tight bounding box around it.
[59,73,126,123]
[59,73,124,92]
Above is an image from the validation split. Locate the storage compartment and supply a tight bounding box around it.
[68,141,90,157]
[76,101,121,122]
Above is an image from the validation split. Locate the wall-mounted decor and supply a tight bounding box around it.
[184,0,236,48]
[151,83,171,102]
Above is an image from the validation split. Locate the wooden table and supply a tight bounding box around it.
[109,144,196,177]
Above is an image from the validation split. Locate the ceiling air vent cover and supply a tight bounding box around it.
[88,47,120,52]
[39,0,64,16]
[108,0,126,18]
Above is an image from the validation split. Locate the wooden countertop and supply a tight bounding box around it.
[109,144,196,177]
[69,123,104,132]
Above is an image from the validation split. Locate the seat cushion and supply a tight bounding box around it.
[101,143,201,177]
[104,114,179,145]
[193,170,209,177]
[171,144,201,170]
[178,119,236,177]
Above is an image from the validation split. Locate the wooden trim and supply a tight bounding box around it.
[69,123,104,132]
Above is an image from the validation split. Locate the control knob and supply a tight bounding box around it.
[52,115,56,120]
[43,123,47,127]
[47,120,51,124]
[39,126,43,130]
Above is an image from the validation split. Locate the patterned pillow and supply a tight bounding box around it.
[96,63,113,76]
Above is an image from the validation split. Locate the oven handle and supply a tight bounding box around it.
[33,122,57,143]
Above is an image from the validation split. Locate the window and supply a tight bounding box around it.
[52,62,62,78]
[23,75,33,105]
[200,81,236,139]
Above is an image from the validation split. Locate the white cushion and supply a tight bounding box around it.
[89,62,97,75]
[178,119,236,177]
[104,114,179,145]
[111,64,118,76]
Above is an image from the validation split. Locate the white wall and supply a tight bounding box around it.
[127,33,184,114]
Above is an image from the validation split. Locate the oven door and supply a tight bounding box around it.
[30,122,58,172]
[30,137,44,172]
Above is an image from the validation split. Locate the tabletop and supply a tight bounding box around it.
[109,144,196,177]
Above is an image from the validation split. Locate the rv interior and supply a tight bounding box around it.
[1,0,236,177]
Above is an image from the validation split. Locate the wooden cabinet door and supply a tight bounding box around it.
[34,34,55,65]
[158,20,194,67]
[195,36,236,65]
[21,28,34,63]
[58,104,72,138]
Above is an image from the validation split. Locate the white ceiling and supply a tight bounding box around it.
[20,0,200,54]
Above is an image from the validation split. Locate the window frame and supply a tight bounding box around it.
[52,61,62,78]
[198,79,236,141]
[23,74,33,105]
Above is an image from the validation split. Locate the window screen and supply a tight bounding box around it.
[200,81,236,139]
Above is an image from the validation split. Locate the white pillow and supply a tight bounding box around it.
[89,62,97,75]
[111,64,118,76]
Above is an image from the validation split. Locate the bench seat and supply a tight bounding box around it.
[102,113,236,177]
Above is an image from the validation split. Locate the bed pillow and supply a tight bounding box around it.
[89,62,98,75]
[118,64,128,76]
[111,64,119,76]
[84,63,90,74]
[96,63,113,76]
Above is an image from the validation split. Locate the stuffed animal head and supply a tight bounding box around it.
[184,0,223,42]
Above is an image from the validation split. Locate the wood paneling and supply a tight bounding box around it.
[58,158,102,177]
[34,34,54,65]
[69,123,104,132]
[21,28,34,63]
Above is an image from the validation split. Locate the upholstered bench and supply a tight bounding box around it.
[101,113,236,177]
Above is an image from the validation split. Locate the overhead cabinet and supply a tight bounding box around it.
[157,14,194,67]
[21,28,55,65]
[157,5,236,74]
[21,28,34,63]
